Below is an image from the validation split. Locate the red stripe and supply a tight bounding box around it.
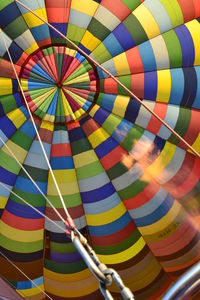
[102,0,130,20]
[126,47,144,74]
[45,205,84,221]
[178,0,195,22]
[171,156,200,198]
[100,145,126,170]
[82,119,99,137]
[91,221,136,246]
[146,103,167,135]
[2,210,44,230]
[67,122,80,130]
[51,144,72,157]
[131,73,144,99]
[193,0,200,17]
[104,77,118,94]
[124,180,160,209]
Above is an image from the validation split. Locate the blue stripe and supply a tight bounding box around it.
[113,23,136,51]
[81,182,115,203]
[138,41,156,72]
[175,25,195,67]
[0,167,17,186]
[17,276,43,289]
[134,194,174,226]
[15,177,47,194]
[6,199,45,219]
[95,137,118,159]
[144,71,157,100]
[93,106,110,125]
[89,212,131,236]
[51,157,74,170]
[0,116,16,137]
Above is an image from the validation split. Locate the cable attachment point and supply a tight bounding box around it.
[65,216,76,236]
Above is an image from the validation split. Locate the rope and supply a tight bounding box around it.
[0,29,71,218]
[14,0,200,159]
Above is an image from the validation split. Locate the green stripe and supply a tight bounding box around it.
[46,193,82,208]
[94,229,141,255]
[76,161,104,180]
[123,14,148,45]
[0,234,43,253]
[168,107,191,144]
[0,95,18,114]
[160,0,183,28]
[11,130,33,151]
[163,30,182,68]
[0,151,20,174]
[118,179,147,199]
[121,125,144,151]
[44,259,87,274]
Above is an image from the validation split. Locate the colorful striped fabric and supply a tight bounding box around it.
[0,0,200,299]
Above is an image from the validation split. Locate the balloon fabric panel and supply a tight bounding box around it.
[0,0,200,299]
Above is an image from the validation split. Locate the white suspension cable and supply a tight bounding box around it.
[0,29,70,218]
[0,135,65,224]
[0,181,65,233]
[0,250,54,300]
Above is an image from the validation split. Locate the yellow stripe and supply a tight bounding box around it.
[65,73,90,85]
[65,48,77,57]
[44,275,97,293]
[47,182,79,195]
[138,201,182,235]
[156,69,171,103]
[17,285,44,297]
[49,169,77,183]
[45,280,98,297]
[89,104,99,117]
[40,120,54,131]
[110,257,161,292]
[31,88,56,106]
[0,221,44,242]
[26,42,39,55]
[113,52,130,76]
[61,90,74,117]
[0,197,7,209]
[0,78,12,96]
[186,20,200,66]
[74,150,98,168]
[145,141,176,180]
[43,114,55,123]
[88,128,110,148]
[44,267,93,282]
[190,133,200,154]
[81,30,101,52]
[134,5,160,39]
[71,0,98,15]
[2,139,27,163]
[20,79,28,91]
[23,8,47,27]
[86,202,126,226]
[112,95,130,117]
[7,108,26,129]
[98,237,146,264]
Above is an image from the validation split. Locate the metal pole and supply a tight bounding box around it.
[163,261,200,300]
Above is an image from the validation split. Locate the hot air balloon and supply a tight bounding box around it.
[0,0,200,299]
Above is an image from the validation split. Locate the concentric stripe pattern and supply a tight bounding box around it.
[0,0,200,299]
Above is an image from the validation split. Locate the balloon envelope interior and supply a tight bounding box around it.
[0,0,200,299]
